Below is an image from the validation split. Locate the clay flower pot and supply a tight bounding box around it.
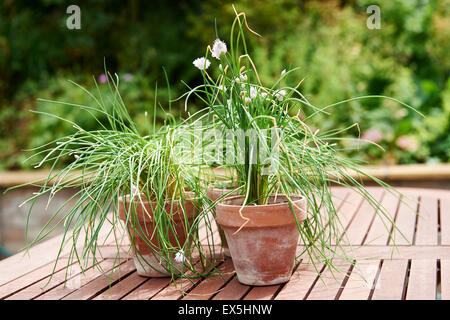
[118,195,196,277]
[216,195,307,286]
[206,188,239,257]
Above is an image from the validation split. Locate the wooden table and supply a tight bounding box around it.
[1,187,449,300]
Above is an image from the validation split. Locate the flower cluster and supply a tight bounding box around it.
[192,38,288,111]
[192,38,227,71]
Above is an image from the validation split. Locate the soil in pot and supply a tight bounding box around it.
[118,195,196,277]
[216,195,307,286]
[206,187,239,257]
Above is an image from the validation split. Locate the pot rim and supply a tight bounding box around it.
[118,194,197,223]
[217,194,305,208]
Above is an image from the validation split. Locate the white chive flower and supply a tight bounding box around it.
[240,74,248,82]
[244,97,252,104]
[193,57,211,71]
[281,69,286,76]
[211,39,227,59]
[175,251,185,263]
[249,86,258,99]
[276,89,287,101]
[219,83,227,92]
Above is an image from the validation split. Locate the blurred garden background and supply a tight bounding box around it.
[0,0,449,258]
[1,0,449,170]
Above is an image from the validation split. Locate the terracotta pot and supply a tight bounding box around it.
[118,195,196,277]
[216,195,307,286]
[206,188,239,257]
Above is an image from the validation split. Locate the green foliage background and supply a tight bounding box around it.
[0,0,449,170]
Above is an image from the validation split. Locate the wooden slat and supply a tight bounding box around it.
[337,191,364,229]
[330,191,365,245]
[0,235,73,287]
[306,260,352,300]
[440,199,450,245]
[122,252,219,300]
[314,190,348,234]
[400,188,450,199]
[244,285,280,300]
[0,170,74,187]
[4,165,450,188]
[441,259,450,300]
[199,213,222,246]
[62,260,135,300]
[364,192,400,245]
[103,244,450,261]
[150,278,202,300]
[301,245,450,260]
[90,245,133,259]
[36,258,128,300]
[415,197,438,245]
[0,214,115,287]
[347,164,450,181]
[0,258,68,299]
[182,259,235,300]
[151,258,223,300]
[329,189,349,218]
[121,278,170,300]
[331,189,349,210]
[339,260,380,300]
[93,271,148,300]
[212,276,249,300]
[275,261,325,300]
[0,246,121,299]
[390,195,418,245]
[4,257,102,300]
[405,259,436,300]
[0,187,446,300]
[343,189,384,245]
[371,260,408,300]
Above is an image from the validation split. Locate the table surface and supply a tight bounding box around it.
[1,187,449,300]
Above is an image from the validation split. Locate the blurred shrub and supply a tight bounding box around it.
[0,0,202,169]
[188,0,450,165]
[0,0,201,99]
[0,0,449,169]
[1,72,180,170]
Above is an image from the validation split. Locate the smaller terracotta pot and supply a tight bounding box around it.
[118,195,196,277]
[206,188,239,257]
[216,195,306,286]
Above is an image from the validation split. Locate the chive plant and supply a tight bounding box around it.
[8,73,218,284]
[182,8,421,274]
[7,8,423,287]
